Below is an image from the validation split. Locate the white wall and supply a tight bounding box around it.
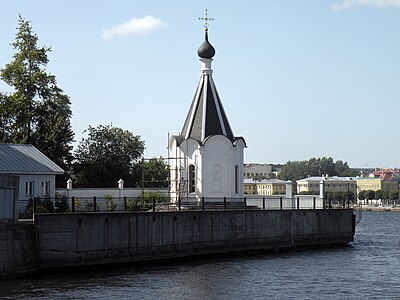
[203,136,234,198]
[169,135,245,201]
[18,174,56,201]
[56,188,169,199]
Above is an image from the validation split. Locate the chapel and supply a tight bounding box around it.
[168,14,246,201]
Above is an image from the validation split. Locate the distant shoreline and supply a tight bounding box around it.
[353,206,400,212]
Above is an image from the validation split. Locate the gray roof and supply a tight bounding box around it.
[257,179,287,184]
[297,176,355,183]
[0,144,64,175]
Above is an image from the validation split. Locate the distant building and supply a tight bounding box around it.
[368,169,400,181]
[256,179,287,195]
[244,178,286,195]
[243,164,273,179]
[297,175,356,194]
[356,178,398,193]
[244,178,257,195]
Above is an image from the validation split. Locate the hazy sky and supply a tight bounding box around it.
[0,0,399,168]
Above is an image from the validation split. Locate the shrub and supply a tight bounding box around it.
[55,192,69,212]
[104,193,117,212]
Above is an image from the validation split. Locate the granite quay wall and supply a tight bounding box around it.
[0,222,37,279]
[34,209,355,269]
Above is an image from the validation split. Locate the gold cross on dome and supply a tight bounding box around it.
[199,8,214,31]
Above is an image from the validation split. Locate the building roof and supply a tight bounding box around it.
[180,29,242,145]
[297,176,355,183]
[244,178,256,184]
[0,144,64,175]
[257,179,287,184]
[370,169,400,181]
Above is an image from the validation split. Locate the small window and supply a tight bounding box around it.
[189,165,195,193]
[41,181,50,196]
[26,181,34,196]
[235,165,239,194]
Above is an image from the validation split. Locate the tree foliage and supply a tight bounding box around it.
[73,124,145,187]
[0,16,74,167]
[389,190,399,201]
[364,190,375,201]
[135,157,169,188]
[375,190,384,200]
[278,157,359,182]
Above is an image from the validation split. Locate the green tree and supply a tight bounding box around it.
[73,124,145,187]
[335,160,359,177]
[375,190,384,200]
[389,190,399,202]
[0,16,74,167]
[278,160,308,181]
[319,157,336,176]
[346,191,355,203]
[364,190,375,201]
[135,157,169,188]
[278,157,358,182]
[358,190,365,200]
[383,190,390,201]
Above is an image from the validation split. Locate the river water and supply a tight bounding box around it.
[1,211,399,299]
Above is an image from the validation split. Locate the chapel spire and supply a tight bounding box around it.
[180,10,235,144]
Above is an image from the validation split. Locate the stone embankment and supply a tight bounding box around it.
[1,209,355,279]
[0,222,37,279]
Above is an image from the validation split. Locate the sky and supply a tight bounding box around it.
[0,0,399,168]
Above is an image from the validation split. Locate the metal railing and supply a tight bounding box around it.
[17,195,354,219]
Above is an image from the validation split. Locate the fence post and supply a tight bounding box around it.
[178,196,181,211]
[202,196,205,210]
[71,197,75,212]
[313,197,316,210]
[297,197,300,209]
[244,197,247,210]
[328,197,332,209]
[93,196,97,212]
[152,197,156,212]
[124,196,127,212]
[280,197,283,210]
[33,197,37,214]
[262,197,265,210]
[224,197,227,210]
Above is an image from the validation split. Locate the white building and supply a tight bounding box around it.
[0,144,64,203]
[169,26,246,201]
[296,175,356,194]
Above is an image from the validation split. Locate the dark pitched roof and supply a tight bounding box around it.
[180,30,236,144]
[181,73,235,143]
[0,144,64,175]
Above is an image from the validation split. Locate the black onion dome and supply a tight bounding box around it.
[197,31,215,59]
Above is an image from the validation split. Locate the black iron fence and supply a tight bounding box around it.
[17,195,354,219]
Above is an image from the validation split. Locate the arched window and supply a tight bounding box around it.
[189,165,195,193]
[235,165,239,194]
[212,165,222,192]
